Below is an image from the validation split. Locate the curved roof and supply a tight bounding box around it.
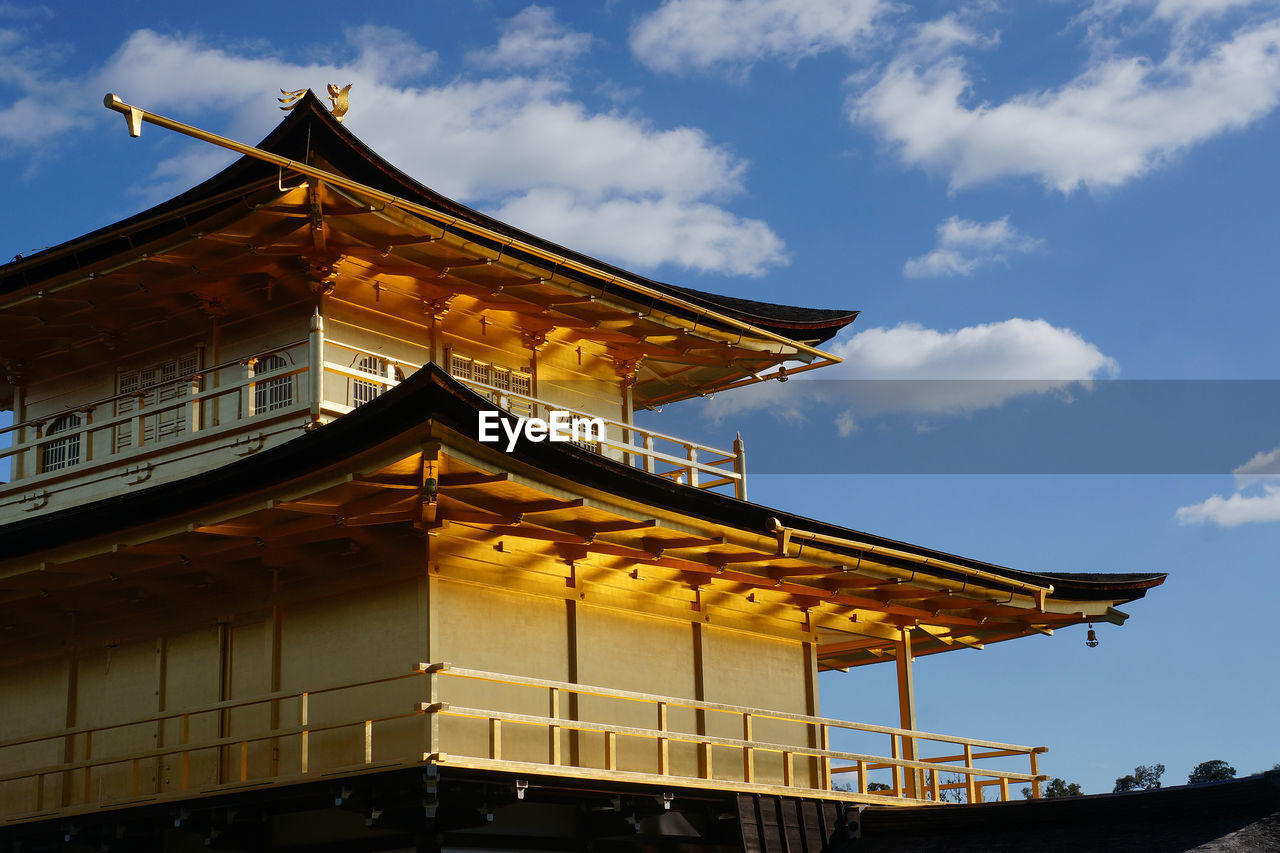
[0,361,1164,604]
[0,92,858,348]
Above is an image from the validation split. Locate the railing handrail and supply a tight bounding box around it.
[0,338,310,439]
[455,376,735,459]
[0,708,421,786]
[0,662,1044,819]
[424,663,1038,754]
[432,703,1040,784]
[0,366,311,462]
[0,668,427,752]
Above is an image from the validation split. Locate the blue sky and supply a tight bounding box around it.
[3,0,1279,793]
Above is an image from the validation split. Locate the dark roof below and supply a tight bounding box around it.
[0,363,1165,604]
[854,772,1280,853]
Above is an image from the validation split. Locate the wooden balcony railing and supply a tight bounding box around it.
[1,339,747,510]
[0,663,1046,824]
[450,376,746,499]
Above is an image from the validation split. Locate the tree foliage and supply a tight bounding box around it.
[1113,763,1164,792]
[1023,777,1083,799]
[1188,760,1236,784]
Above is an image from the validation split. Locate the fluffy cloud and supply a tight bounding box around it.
[1175,484,1280,526]
[630,0,889,75]
[702,318,1118,422]
[467,6,592,71]
[1176,443,1280,526]
[903,216,1042,278]
[0,25,785,276]
[494,188,786,276]
[827,318,1118,381]
[851,14,1280,192]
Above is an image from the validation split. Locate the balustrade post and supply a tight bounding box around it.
[1030,748,1043,799]
[963,744,976,803]
[605,731,617,771]
[741,713,754,783]
[189,374,203,433]
[133,396,145,448]
[819,723,831,791]
[364,720,373,764]
[999,777,1010,802]
[686,445,700,487]
[79,407,94,463]
[643,434,655,474]
[180,713,191,790]
[299,692,309,774]
[81,730,93,804]
[656,702,669,775]
[733,432,747,500]
[308,311,324,424]
[242,359,258,420]
[489,719,502,761]
[856,758,868,794]
[889,735,901,797]
[424,670,439,759]
[549,688,562,766]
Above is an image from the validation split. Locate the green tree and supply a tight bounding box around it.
[1022,777,1083,799]
[1113,763,1164,792]
[867,782,891,792]
[1188,760,1236,784]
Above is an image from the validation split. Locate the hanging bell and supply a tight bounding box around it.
[1085,624,1099,648]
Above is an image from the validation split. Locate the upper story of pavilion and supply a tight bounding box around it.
[0,92,858,522]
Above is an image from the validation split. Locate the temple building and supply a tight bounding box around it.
[0,91,1170,851]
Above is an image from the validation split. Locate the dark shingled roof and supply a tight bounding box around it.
[851,771,1280,853]
[0,92,858,347]
[0,362,1166,603]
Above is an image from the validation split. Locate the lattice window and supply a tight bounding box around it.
[115,352,199,451]
[254,353,294,413]
[351,354,385,408]
[447,354,533,417]
[41,414,81,473]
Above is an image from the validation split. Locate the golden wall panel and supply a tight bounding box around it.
[0,657,70,815]
[278,580,422,774]
[433,578,569,766]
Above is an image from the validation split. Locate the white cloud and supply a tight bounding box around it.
[1233,445,1280,487]
[702,318,1119,422]
[851,15,1280,192]
[827,318,1118,380]
[1176,484,1280,526]
[903,216,1042,278]
[467,6,592,71]
[1087,0,1265,27]
[631,0,890,76]
[1176,442,1280,526]
[0,26,786,276]
[493,188,786,275]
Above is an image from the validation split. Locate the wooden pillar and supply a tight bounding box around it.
[566,596,581,767]
[308,309,324,423]
[693,623,711,780]
[60,653,78,807]
[895,628,919,798]
[216,620,233,784]
[420,529,440,760]
[803,638,821,787]
[620,380,634,467]
[8,368,27,479]
[266,570,283,778]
